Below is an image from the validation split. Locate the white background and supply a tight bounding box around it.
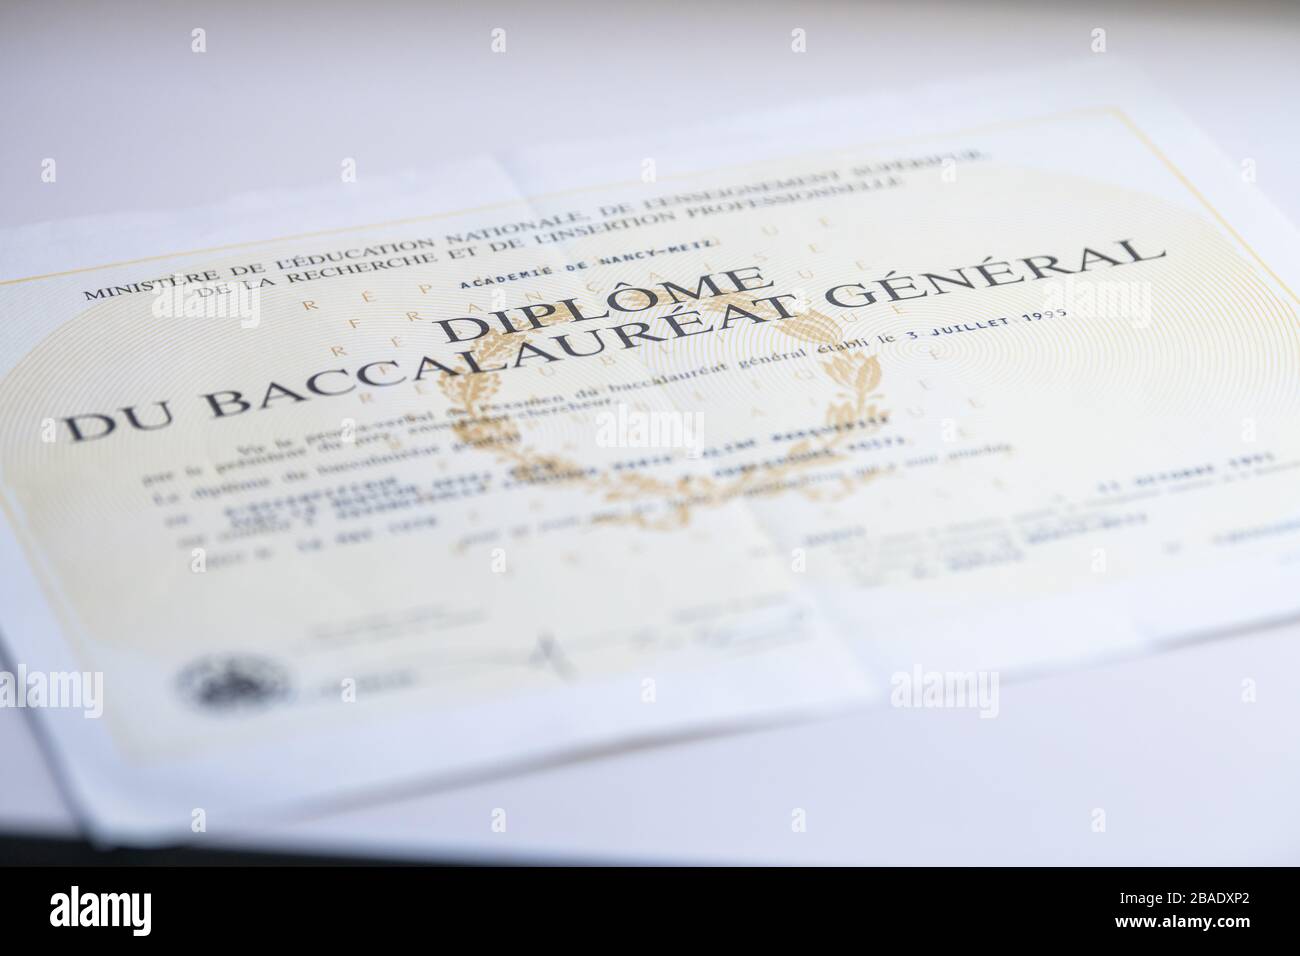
[1,0,1298,862]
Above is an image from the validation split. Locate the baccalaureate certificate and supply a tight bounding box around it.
[2,65,1298,840]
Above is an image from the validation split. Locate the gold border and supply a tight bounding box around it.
[1108,108,1300,306]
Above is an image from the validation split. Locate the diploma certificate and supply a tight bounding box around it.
[2,65,1297,840]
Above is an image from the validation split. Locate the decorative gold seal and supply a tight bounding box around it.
[439,295,887,529]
